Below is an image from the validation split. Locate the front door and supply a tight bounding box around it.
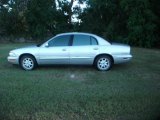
[38,35,71,64]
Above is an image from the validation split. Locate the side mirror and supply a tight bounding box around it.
[45,43,49,47]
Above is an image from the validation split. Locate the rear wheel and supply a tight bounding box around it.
[20,55,37,70]
[95,55,112,71]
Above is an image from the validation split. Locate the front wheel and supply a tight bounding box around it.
[20,55,37,70]
[95,55,112,71]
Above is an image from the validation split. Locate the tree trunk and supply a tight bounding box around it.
[68,0,74,24]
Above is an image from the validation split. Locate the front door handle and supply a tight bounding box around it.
[62,48,67,51]
[93,48,98,50]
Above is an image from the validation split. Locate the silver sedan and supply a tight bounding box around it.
[7,32,132,71]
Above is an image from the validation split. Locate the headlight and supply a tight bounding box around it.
[9,52,17,57]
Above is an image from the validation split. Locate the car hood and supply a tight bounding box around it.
[13,45,38,50]
[20,45,38,48]
[10,45,39,54]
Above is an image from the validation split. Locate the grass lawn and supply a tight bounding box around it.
[0,43,160,120]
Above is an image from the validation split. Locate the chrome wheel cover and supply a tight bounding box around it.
[22,57,34,70]
[97,57,110,70]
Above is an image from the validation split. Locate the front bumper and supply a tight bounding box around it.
[7,56,19,64]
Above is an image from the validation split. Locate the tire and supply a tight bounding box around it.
[20,55,37,70]
[95,55,112,71]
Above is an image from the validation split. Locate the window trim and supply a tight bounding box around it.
[69,35,74,46]
[90,36,98,45]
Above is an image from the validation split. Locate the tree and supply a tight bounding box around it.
[0,0,28,36]
[150,0,160,47]
[79,0,158,47]
[25,0,57,39]
[120,0,157,47]
[80,0,126,40]
[0,0,159,47]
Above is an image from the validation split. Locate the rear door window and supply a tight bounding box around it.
[72,35,90,46]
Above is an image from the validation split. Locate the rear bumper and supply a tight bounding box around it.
[113,54,132,64]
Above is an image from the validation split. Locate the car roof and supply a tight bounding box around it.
[56,32,98,37]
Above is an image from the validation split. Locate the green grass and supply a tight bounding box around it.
[0,43,160,120]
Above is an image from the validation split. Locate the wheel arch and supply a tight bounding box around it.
[93,54,114,65]
[19,53,37,65]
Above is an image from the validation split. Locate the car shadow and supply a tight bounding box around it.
[37,64,95,71]
[111,63,132,71]
[8,63,133,72]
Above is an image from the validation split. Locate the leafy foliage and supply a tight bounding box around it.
[0,0,159,47]
[120,0,157,47]
[0,0,27,36]
[80,0,159,47]
[25,0,56,39]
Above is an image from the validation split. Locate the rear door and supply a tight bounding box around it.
[69,34,99,65]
